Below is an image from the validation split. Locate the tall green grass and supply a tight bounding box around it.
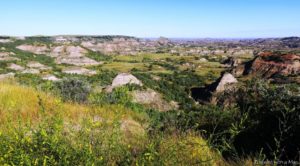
[0,81,223,165]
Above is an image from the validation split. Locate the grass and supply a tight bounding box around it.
[100,62,148,72]
[85,49,112,62]
[113,53,176,62]
[114,53,198,64]
[113,53,225,78]
[0,80,147,125]
[0,80,225,165]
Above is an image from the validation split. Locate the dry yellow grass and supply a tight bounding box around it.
[0,81,147,128]
[0,82,58,125]
[0,81,227,165]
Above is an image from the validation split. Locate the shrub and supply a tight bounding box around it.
[89,86,132,106]
[55,78,91,103]
[16,73,43,87]
[168,79,300,161]
[86,50,112,61]
[0,121,221,166]
[226,79,300,160]
[0,120,103,165]
[133,71,203,110]
[88,70,117,86]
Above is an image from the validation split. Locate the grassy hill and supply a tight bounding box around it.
[0,81,224,165]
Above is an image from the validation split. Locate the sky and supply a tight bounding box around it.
[0,0,299,38]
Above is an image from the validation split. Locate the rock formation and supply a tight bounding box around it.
[52,46,101,66]
[191,73,238,103]
[16,44,48,54]
[27,61,52,71]
[42,75,61,81]
[132,89,179,111]
[7,63,24,71]
[0,52,19,61]
[17,45,101,66]
[222,57,242,68]
[106,73,143,92]
[213,73,238,92]
[81,38,142,55]
[230,51,300,80]
[62,67,97,76]
[248,52,300,78]
[0,73,15,80]
[199,58,208,63]
[22,69,40,74]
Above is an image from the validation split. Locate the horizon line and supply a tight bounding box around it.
[1,34,299,39]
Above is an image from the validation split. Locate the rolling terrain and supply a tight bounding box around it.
[0,35,299,165]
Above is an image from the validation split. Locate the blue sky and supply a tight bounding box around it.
[0,0,299,38]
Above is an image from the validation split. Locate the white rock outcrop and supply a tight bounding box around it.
[0,73,15,80]
[0,39,12,43]
[62,67,97,76]
[106,73,143,92]
[16,44,49,54]
[22,69,40,74]
[56,56,101,66]
[112,73,142,87]
[42,75,61,81]
[52,46,101,66]
[215,73,238,92]
[26,61,52,70]
[17,44,101,66]
[199,58,208,62]
[132,89,159,104]
[7,63,24,71]
[0,52,19,61]
[132,89,179,111]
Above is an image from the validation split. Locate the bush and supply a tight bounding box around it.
[86,50,112,62]
[16,73,43,87]
[225,79,300,160]
[0,120,221,165]
[89,86,132,106]
[168,79,300,161]
[55,78,91,103]
[133,71,203,110]
[87,70,117,86]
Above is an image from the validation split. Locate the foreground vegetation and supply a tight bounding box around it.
[0,81,224,165]
[1,76,299,165]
